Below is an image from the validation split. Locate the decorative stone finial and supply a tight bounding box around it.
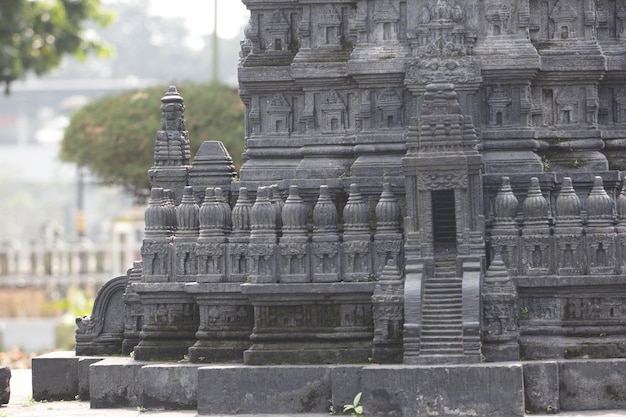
[282,185,308,234]
[554,177,581,224]
[251,186,277,234]
[523,177,549,224]
[375,183,402,233]
[344,184,369,234]
[494,177,518,224]
[176,186,199,236]
[232,187,252,235]
[587,176,614,223]
[617,179,626,222]
[199,188,226,237]
[313,185,338,231]
[144,187,168,237]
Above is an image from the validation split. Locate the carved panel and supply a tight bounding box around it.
[417,172,468,191]
[256,303,373,330]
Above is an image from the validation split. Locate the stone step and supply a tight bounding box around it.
[424,291,462,298]
[422,309,462,323]
[433,269,456,275]
[425,283,461,289]
[422,303,462,311]
[427,276,461,282]
[421,332,463,340]
[420,345,464,353]
[422,322,462,329]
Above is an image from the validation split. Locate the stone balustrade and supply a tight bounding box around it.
[141,182,404,285]
[489,175,626,276]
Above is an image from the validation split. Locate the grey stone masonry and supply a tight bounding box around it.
[23,0,626,414]
[66,0,626,387]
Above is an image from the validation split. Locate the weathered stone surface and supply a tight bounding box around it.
[32,0,626,413]
[0,366,10,405]
[197,366,332,414]
[142,364,199,409]
[77,357,104,401]
[362,364,525,417]
[559,359,626,411]
[89,357,144,408]
[523,361,559,414]
[32,351,79,401]
[75,275,127,356]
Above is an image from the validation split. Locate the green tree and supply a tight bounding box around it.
[0,0,114,92]
[61,82,245,202]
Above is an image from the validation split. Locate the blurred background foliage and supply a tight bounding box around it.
[0,0,114,93]
[60,82,245,203]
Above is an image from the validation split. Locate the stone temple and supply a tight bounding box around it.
[33,0,626,415]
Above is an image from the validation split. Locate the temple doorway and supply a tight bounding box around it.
[432,189,457,256]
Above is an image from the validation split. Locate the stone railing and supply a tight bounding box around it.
[488,175,626,276]
[0,240,112,279]
[141,182,405,285]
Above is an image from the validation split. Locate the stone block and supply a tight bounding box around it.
[77,357,104,401]
[89,357,144,408]
[559,359,626,411]
[142,364,199,409]
[32,351,79,401]
[523,361,559,414]
[0,366,10,404]
[330,366,362,412]
[361,364,525,417]
[197,365,332,414]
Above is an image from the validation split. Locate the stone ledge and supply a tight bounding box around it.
[32,351,82,401]
[30,353,626,416]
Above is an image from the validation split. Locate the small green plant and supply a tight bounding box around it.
[329,400,337,415]
[541,155,550,172]
[343,392,364,416]
[520,306,529,319]
[137,405,147,412]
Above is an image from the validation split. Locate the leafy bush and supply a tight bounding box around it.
[61,82,245,202]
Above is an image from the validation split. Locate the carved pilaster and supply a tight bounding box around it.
[342,184,372,282]
[279,185,310,283]
[174,186,199,282]
[228,187,252,283]
[374,183,404,273]
[312,185,341,282]
[248,187,278,283]
[520,178,552,276]
[372,260,404,363]
[586,176,616,275]
[554,177,584,275]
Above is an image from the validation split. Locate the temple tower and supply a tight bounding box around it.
[402,82,484,364]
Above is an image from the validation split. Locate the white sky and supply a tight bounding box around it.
[148,0,250,41]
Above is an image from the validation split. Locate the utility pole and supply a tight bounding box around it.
[212,0,219,83]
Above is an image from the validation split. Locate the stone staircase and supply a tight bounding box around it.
[419,259,465,363]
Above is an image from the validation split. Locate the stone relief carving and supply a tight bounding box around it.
[373,0,400,42]
[376,89,403,128]
[318,4,342,47]
[485,2,512,35]
[550,0,578,40]
[267,93,292,134]
[487,86,512,126]
[322,90,347,133]
[266,10,291,52]
[417,172,468,191]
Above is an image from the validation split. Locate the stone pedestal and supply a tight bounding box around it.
[132,283,198,361]
[241,282,375,365]
[186,282,253,363]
